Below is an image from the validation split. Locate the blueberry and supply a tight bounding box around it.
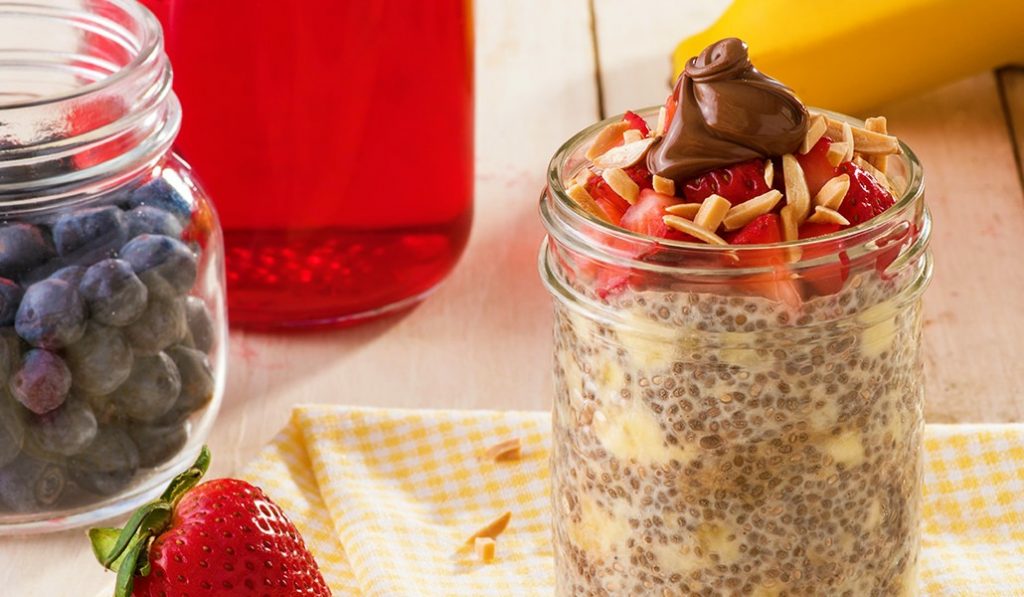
[184,296,215,353]
[0,454,66,512]
[0,223,55,279]
[49,265,86,287]
[9,349,72,415]
[123,295,186,356]
[68,425,139,496]
[24,398,97,457]
[160,345,214,424]
[79,259,148,327]
[15,279,87,349]
[128,421,187,468]
[125,206,184,239]
[0,399,24,468]
[65,323,133,396]
[0,278,23,326]
[110,353,181,422]
[52,206,129,266]
[127,177,191,222]
[119,234,197,297]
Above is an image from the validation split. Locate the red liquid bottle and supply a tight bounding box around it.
[144,0,474,328]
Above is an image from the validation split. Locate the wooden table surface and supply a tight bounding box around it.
[5,1,1023,594]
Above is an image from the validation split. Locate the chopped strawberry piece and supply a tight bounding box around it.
[621,189,692,240]
[584,175,630,224]
[622,110,650,136]
[837,162,895,225]
[795,136,839,196]
[798,222,841,239]
[726,213,782,245]
[798,222,849,298]
[682,159,770,205]
[623,162,653,190]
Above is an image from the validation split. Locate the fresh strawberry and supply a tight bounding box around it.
[583,164,653,225]
[621,189,693,240]
[622,110,650,136]
[837,162,895,225]
[798,222,841,239]
[798,221,849,298]
[681,159,770,205]
[726,213,782,245]
[90,448,330,597]
[795,136,839,196]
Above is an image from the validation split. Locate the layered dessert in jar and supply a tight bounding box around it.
[539,38,931,596]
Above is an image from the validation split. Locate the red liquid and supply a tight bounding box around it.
[144,0,474,328]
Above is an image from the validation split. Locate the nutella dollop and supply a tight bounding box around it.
[647,38,809,182]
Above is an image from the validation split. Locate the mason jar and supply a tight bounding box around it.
[0,0,226,533]
[540,108,931,595]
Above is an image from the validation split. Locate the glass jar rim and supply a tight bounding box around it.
[542,106,925,259]
[0,0,162,111]
[0,0,177,209]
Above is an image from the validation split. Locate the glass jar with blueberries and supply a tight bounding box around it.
[0,0,225,532]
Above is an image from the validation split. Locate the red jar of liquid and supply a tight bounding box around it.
[144,0,474,328]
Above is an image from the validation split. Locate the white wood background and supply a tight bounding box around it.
[5,1,1024,594]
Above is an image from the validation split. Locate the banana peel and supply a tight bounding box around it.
[672,0,1024,114]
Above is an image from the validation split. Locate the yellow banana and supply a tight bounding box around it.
[672,0,1024,114]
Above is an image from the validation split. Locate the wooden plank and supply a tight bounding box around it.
[0,1,601,595]
[880,72,1024,423]
[591,0,727,116]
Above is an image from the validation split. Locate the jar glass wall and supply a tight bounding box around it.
[0,0,225,533]
[540,109,931,595]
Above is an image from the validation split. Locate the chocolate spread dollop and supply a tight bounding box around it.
[647,38,809,182]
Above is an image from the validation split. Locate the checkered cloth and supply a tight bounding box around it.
[241,406,1024,596]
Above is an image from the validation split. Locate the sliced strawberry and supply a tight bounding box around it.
[623,110,650,136]
[584,175,630,224]
[682,159,770,205]
[795,136,839,196]
[623,162,653,190]
[799,221,849,298]
[726,213,783,245]
[621,189,691,240]
[838,162,895,225]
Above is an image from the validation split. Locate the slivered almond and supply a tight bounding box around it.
[664,202,701,218]
[652,174,675,196]
[782,154,810,223]
[663,215,727,245]
[763,159,774,187]
[474,537,496,562]
[722,190,783,231]
[780,205,799,241]
[465,511,512,546]
[840,122,855,162]
[593,138,656,170]
[808,205,850,226]
[485,437,522,462]
[800,114,827,154]
[655,106,667,136]
[585,121,631,160]
[566,183,611,223]
[693,194,731,231]
[573,169,594,188]
[813,173,850,211]
[779,205,801,262]
[602,167,639,204]
[819,114,899,155]
[853,156,895,194]
[826,142,849,167]
[622,129,644,144]
[864,116,889,174]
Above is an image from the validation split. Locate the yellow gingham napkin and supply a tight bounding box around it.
[241,406,1024,596]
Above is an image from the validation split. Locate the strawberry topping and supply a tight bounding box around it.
[838,162,895,225]
[623,110,650,136]
[795,136,839,196]
[621,189,692,240]
[726,213,782,245]
[681,159,770,205]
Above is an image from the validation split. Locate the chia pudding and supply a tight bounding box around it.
[540,38,931,596]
